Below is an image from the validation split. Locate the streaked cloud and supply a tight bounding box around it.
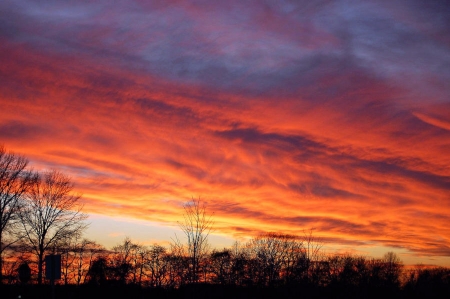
[1,0,449,264]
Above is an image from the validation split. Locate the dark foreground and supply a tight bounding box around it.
[1,283,448,299]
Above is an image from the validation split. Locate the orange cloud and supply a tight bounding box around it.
[1,0,449,265]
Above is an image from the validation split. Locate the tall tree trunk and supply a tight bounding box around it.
[38,247,44,285]
[0,233,3,285]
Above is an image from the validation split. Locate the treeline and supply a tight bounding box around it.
[4,234,450,298]
[1,145,450,298]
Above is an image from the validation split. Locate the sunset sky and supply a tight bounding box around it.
[1,1,449,265]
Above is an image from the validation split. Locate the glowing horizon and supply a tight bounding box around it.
[1,0,449,266]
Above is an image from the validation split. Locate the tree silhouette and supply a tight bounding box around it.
[70,239,105,285]
[0,146,37,283]
[210,249,233,285]
[19,170,87,284]
[87,256,109,285]
[381,251,403,287]
[110,237,141,285]
[148,244,169,287]
[247,233,304,286]
[178,198,213,284]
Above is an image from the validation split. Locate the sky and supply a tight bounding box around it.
[1,0,449,265]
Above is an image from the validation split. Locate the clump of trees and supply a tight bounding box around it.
[404,266,450,298]
[74,230,405,291]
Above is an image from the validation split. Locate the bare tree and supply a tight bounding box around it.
[0,145,37,283]
[210,249,233,285]
[246,233,303,286]
[303,229,322,282]
[129,243,148,286]
[382,251,403,286]
[73,239,105,285]
[19,170,87,284]
[178,198,213,283]
[148,244,169,287]
[58,235,104,285]
[110,237,148,285]
[168,237,189,287]
[58,234,80,285]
